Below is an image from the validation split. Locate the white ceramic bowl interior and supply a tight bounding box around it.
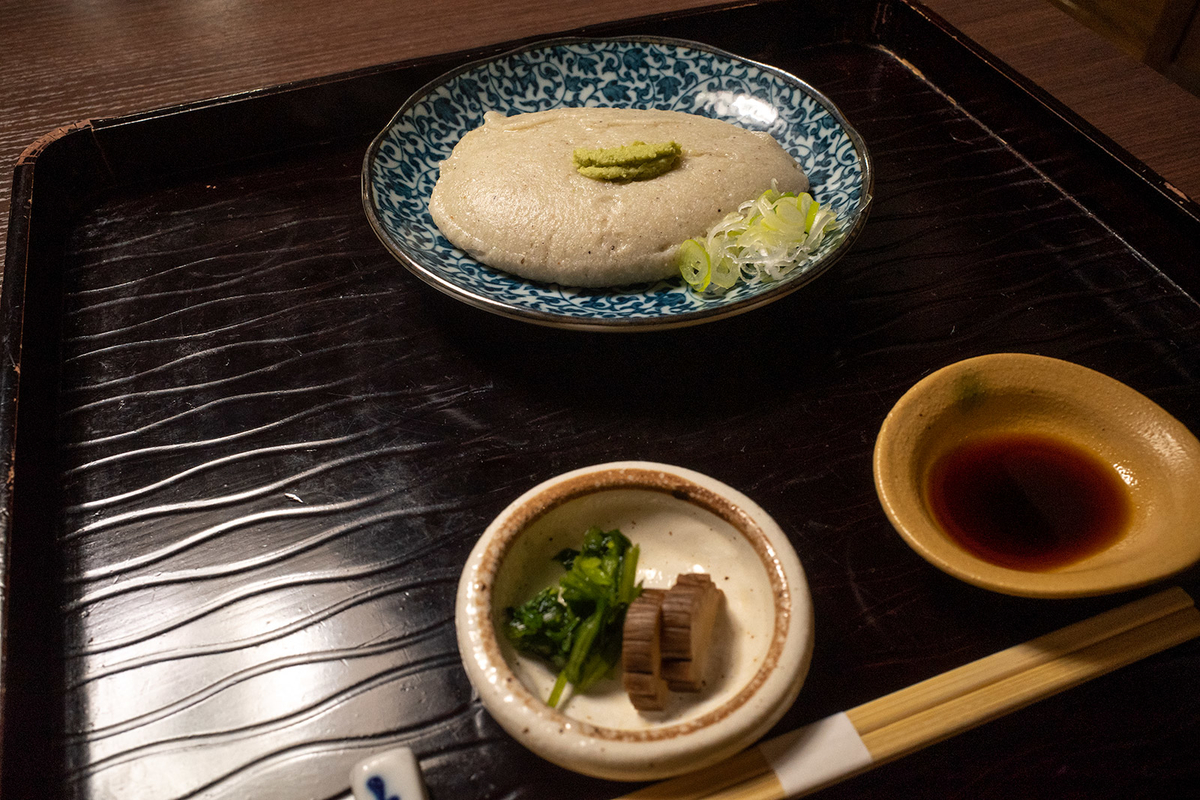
[456,461,814,781]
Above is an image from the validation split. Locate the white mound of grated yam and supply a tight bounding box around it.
[429,107,808,287]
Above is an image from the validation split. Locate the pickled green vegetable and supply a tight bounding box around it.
[504,527,642,707]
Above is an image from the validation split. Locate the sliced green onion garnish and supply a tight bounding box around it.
[678,238,711,291]
[676,183,838,293]
[710,250,740,289]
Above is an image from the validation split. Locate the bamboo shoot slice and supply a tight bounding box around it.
[661,574,723,692]
[623,588,669,711]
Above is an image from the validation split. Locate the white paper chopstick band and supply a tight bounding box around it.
[758,712,874,798]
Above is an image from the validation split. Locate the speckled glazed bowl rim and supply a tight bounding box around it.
[455,461,813,780]
[362,35,873,332]
[873,353,1200,598]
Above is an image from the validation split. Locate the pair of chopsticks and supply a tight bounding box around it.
[618,586,1200,800]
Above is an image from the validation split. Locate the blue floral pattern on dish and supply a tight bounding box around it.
[363,36,872,330]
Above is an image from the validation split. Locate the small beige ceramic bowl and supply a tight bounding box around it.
[874,353,1200,598]
[455,461,814,781]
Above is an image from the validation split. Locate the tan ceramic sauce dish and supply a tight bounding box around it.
[874,353,1200,598]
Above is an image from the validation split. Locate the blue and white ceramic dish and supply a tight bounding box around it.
[363,36,873,330]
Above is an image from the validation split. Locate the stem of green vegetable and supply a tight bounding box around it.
[547,671,569,708]
[566,603,606,681]
[550,600,607,707]
[618,544,640,604]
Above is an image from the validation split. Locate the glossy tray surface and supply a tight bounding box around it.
[3,2,1199,799]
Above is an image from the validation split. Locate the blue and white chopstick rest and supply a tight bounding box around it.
[350,747,428,800]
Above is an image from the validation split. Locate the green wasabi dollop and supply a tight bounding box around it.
[573,140,682,182]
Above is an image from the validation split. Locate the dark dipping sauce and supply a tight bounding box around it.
[926,432,1133,571]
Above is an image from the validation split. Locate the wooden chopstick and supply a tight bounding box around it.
[617,586,1200,800]
[846,585,1196,741]
[857,602,1200,763]
[619,747,772,800]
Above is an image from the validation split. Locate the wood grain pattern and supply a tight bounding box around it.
[3,0,1200,271]
[921,0,1200,205]
[1045,0,1170,58]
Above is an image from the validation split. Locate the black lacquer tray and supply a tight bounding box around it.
[3,2,1199,798]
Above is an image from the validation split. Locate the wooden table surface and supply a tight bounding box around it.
[3,0,1200,274]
